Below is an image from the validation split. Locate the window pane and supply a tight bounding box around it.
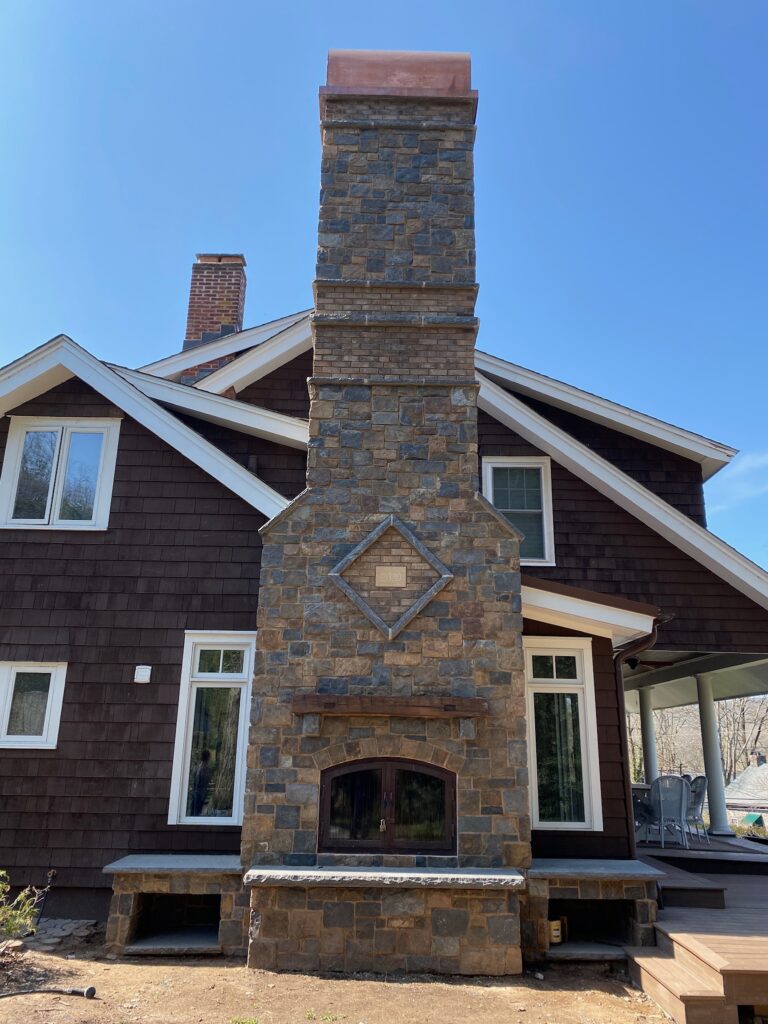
[197,649,222,674]
[533,691,585,823]
[505,510,545,559]
[493,467,542,511]
[12,431,58,520]
[221,650,245,674]
[7,672,51,736]
[531,655,554,679]
[555,655,578,680]
[394,768,445,842]
[328,769,382,841]
[57,432,103,521]
[185,686,241,818]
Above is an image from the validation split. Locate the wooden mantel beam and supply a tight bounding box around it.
[290,694,490,719]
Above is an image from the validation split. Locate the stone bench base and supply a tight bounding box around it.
[248,883,523,975]
[103,857,249,957]
[521,860,663,957]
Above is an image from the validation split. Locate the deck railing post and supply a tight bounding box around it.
[695,673,734,835]
[638,686,659,783]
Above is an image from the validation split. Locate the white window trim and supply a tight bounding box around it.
[482,455,556,566]
[168,631,256,827]
[523,637,603,832]
[0,416,120,530]
[0,662,67,749]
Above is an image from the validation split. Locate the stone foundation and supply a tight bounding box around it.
[105,868,249,956]
[248,884,523,975]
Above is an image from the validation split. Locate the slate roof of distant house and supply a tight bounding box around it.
[725,764,768,807]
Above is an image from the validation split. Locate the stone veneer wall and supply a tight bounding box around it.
[249,885,522,975]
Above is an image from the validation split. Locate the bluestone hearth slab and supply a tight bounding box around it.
[528,858,664,880]
[103,854,242,875]
[243,865,526,889]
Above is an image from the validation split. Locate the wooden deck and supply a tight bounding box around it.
[627,871,768,1022]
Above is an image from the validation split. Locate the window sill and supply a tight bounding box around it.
[0,523,109,531]
[0,740,58,749]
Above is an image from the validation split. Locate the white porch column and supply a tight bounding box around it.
[696,673,734,835]
[638,686,659,783]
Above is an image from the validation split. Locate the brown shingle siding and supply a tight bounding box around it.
[480,410,768,651]
[0,378,264,889]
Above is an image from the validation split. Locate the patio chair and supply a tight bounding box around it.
[686,774,710,845]
[647,775,691,849]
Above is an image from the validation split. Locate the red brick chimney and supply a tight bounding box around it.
[183,253,247,351]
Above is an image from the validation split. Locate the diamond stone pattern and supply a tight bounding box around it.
[329,515,454,640]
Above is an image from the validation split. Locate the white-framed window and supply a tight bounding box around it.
[482,456,555,565]
[0,417,120,530]
[523,637,603,831]
[168,631,256,826]
[0,663,67,748]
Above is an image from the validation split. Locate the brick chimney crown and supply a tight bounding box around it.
[183,253,247,351]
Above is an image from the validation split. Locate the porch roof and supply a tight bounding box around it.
[624,651,768,711]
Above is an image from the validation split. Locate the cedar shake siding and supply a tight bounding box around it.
[512,393,708,525]
[479,409,768,652]
[233,353,768,651]
[524,621,631,859]
[0,378,273,889]
[237,350,313,419]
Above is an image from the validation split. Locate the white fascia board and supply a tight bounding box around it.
[0,336,289,520]
[112,366,309,451]
[478,372,768,613]
[521,584,656,647]
[194,316,314,395]
[139,310,311,379]
[475,350,736,480]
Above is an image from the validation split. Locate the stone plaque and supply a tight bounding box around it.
[375,565,407,588]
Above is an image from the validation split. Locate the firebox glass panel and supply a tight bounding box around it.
[533,691,585,823]
[328,768,382,841]
[394,768,445,842]
[185,686,242,818]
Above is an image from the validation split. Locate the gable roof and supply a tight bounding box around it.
[477,372,768,613]
[173,317,735,479]
[194,315,314,394]
[0,336,290,520]
[475,350,736,480]
[112,366,309,450]
[140,309,311,380]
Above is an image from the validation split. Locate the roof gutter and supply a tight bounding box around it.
[613,616,666,859]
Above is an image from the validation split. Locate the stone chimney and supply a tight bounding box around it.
[242,51,528,977]
[183,253,247,351]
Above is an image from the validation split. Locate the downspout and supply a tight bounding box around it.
[613,616,667,858]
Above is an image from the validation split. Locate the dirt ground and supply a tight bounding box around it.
[0,939,666,1024]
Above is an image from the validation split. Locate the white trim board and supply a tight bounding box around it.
[475,350,735,480]
[478,372,768,613]
[522,585,656,647]
[112,366,309,450]
[523,636,603,832]
[140,309,311,379]
[194,316,314,395]
[482,456,556,566]
[0,335,289,520]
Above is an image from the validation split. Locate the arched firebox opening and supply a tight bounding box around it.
[318,758,457,855]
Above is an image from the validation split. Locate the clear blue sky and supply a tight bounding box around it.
[1,2,766,564]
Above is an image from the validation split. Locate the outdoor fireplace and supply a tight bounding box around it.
[319,758,457,855]
[240,50,531,974]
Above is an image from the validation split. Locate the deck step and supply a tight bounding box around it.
[654,925,727,989]
[640,856,726,909]
[626,948,736,1024]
